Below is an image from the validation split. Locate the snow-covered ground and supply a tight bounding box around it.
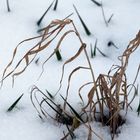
[0,0,139,139]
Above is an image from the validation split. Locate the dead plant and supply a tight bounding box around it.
[81,31,140,139]
[1,15,102,139]
[1,14,140,140]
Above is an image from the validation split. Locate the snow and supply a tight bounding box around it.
[0,0,139,139]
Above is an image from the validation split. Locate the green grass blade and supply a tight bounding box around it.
[7,94,24,112]
[96,47,107,57]
[45,89,54,99]
[108,14,114,23]
[93,40,97,56]
[60,94,84,123]
[90,43,94,58]
[53,0,58,11]
[73,4,91,36]
[91,0,102,7]
[55,49,62,61]
[6,0,11,12]
[37,0,55,26]
[90,40,97,58]
[137,98,140,116]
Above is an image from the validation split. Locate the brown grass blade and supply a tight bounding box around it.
[58,44,86,94]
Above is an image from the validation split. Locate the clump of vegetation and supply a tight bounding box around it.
[1,16,140,139]
[90,40,107,57]
[82,37,140,139]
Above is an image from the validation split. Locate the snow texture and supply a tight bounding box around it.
[0,0,139,139]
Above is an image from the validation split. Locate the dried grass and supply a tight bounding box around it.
[82,31,140,139]
[1,15,140,139]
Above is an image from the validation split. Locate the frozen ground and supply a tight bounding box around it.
[0,0,139,139]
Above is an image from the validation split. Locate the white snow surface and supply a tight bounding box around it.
[0,0,139,140]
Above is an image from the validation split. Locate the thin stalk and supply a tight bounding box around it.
[101,4,108,27]
[96,47,107,57]
[71,21,95,83]
[108,14,114,23]
[72,22,102,122]
[70,21,101,121]
[108,41,118,49]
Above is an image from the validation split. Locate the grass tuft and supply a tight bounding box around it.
[90,40,97,58]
